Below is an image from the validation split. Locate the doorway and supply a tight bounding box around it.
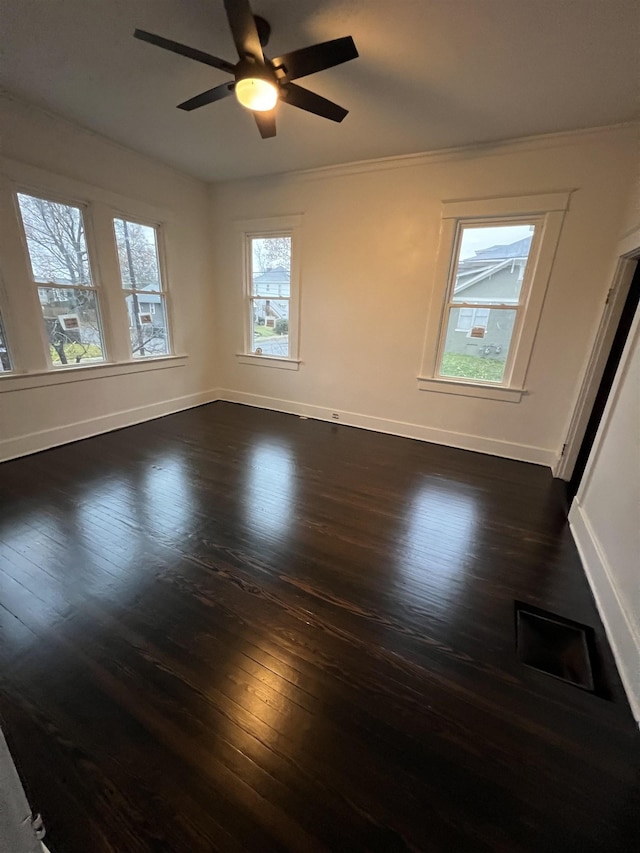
[568,260,640,498]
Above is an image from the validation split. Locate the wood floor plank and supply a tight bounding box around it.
[0,402,638,852]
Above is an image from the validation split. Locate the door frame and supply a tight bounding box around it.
[554,232,640,481]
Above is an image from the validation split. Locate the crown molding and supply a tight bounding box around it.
[218,121,639,186]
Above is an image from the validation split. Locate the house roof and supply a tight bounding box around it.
[454,235,531,296]
[467,235,532,262]
[253,265,290,284]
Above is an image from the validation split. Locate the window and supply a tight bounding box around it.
[249,235,291,357]
[113,218,170,359]
[0,314,12,372]
[455,307,491,333]
[438,221,536,384]
[236,215,302,369]
[419,192,569,401]
[16,193,105,367]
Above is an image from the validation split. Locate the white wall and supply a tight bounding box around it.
[211,127,636,466]
[0,93,217,461]
[569,162,640,724]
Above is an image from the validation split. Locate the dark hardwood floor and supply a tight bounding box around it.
[0,402,638,852]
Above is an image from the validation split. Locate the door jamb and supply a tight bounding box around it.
[555,239,640,480]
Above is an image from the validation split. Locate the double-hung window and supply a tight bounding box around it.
[419,193,569,401]
[113,217,170,359]
[16,192,105,367]
[236,215,302,370]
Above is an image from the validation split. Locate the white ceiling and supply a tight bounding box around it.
[1,0,638,182]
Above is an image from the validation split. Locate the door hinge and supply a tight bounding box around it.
[605,287,614,305]
[560,442,567,457]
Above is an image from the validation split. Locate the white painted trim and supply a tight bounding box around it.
[442,191,571,219]
[218,122,638,186]
[554,257,637,478]
[416,376,524,402]
[569,500,640,726]
[0,355,187,392]
[233,214,303,232]
[217,388,556,466]
[0,388,220,463]
[235,353,300,370]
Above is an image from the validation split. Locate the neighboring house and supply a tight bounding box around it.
[252,266,289,326]
[125,291,162,324]
[444,235,532,357]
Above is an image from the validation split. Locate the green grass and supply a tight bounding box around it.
[50,343,103,364]
[253,324,276,338]
[440,352,505,382]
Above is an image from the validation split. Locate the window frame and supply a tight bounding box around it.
[418,192,570,402]
[235,215,302,370]
[112,214,173,360]
[0,157,182,385]
[14,188,108,370]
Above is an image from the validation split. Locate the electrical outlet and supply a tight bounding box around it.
[331,413,339,420]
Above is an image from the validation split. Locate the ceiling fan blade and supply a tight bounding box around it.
[223,0,264,61]
[177,82,235,111]
[134,29,235,75]
[253,109,277,138]
[271,36,358,82]
[282,83,348,123]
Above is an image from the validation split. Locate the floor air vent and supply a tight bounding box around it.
[515,603,595,692]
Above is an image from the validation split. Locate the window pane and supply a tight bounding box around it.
[252,237,291,298]
[0,314,12,372]
[38,287,104,366]
[114,219,162,291]
[439,307,517,383]
[252,298,289,357]
[17,193,92,285]
[452,224,535,304]
[126,294,169,358]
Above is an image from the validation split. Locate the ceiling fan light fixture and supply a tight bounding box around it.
[235,77,278,111]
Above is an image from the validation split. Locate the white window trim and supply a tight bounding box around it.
[0,156,177,382]
[0,354,187,392]
[418,191,571,401]
[234,214,302,368]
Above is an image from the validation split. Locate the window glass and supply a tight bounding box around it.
[113,219,161,291]
[17,193,105,367]
[17,194,92,285]
[248,234,292,357]
[114,218,170,359]
[38,287,104,366]
[252,237,291,297]
[452,224,535,304]
[125,294,169,358]
[440,308,517,383]
[252,298,290,356]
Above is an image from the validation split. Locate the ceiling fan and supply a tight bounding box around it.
[134,0,359,138]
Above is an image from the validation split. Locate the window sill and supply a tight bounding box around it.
[0,355,188,392]
[416,375,524,402]
[236,354,301,371]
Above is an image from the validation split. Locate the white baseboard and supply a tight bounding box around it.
[217,388,556,466]
[0,390,220,463]
[569,500,640,725]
